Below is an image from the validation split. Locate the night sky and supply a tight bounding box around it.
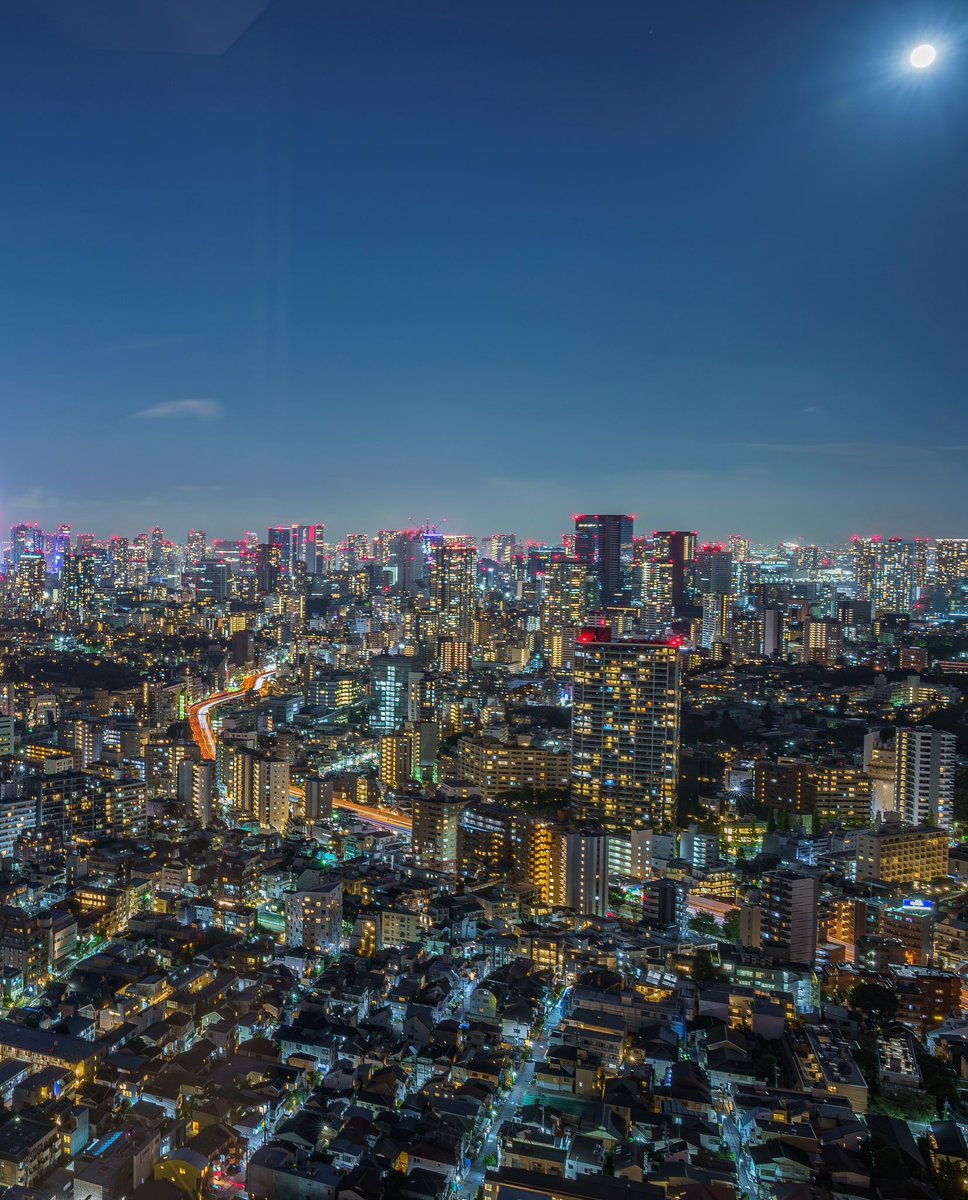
[1,0,966,543]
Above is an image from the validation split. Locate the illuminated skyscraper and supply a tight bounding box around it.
[256,542,282,594]
[481,534,517,564]
[238,532,259,576]
[15,553,45,608]
[851,535,880,602]
[852,535,926,614]
[371,656,423,732]
[540,555,586,633]
[431,540,478,640]
[108,536,129,587]
[10,523,42,569]
[695,544,732,595]
[129,534,149,587]
[574,514,633,607]
[149,526,165,567]
[876,538,927,613]
[46,524,72,576]
[390,529,424,595]
[196,559,230,605]
[936,539,968,591]
[187,529,207,566]
[342,533,370,570]
[373,530,395,567]
[301,523,326,575]
[701,592,732,650]
[650,530,697,611]
[267,526,292,575]
[61,552,97,617]
[636,556,675,628]
[379,732,413,791]
[571,628,681,833]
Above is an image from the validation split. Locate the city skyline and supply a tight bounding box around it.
[0,514,955,550]
[2,6,968,1199]
[1,1,967,540]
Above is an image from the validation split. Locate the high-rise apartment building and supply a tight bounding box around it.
[636,557,675,627]
[757,870,819,965]
[754,757,873,830]
[267,526,292,575]
[641,878,687,933]
[456,804,608,915]
[695,544,732,595]
[411,794,467,873]
[457,803,551,887]
[895,726,956,828]
[550,828,610,916]
[430,540,478,640]
[15,554,46,608]
[650,530,697,612]
[227,749,290,833]
[936,539,968,591]
[61,552,97,617]
[878,538,927,613]
[701,592,732,650]
[540,555,587,634]
[371,656,423,733]
[481,534,517,565]
[186,529,207,566]
[851,536,880,604]
[388,529,423,595]
[303,524,326,575]
[571,628,681,833]
[852,535,927,614]
[149,526,165,568]
[379,732,412,791]
[190,761,215,828]
[574,514,633,607]
[802,618,842,666]
[10,523,43,569]
[458,735,570,799]
[108,536,129,586]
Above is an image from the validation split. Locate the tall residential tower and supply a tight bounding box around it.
[571,628,681,833]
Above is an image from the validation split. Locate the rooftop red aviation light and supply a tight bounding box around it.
[577,626,611,644]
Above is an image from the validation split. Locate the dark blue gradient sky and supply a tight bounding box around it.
[1,0,966,543]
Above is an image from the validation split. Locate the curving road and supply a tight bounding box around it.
[189,677,411,832]
[187,670,275,761]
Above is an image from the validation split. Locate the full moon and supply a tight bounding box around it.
[910,43,937,69]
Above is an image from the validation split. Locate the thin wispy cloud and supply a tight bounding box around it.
[741,441,933,456]
[134,398,222,421]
